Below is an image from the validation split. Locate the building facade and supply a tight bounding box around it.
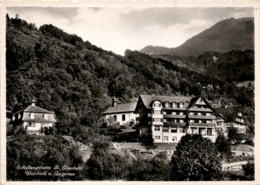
[226,112,247,134]
[11,100,57,135]
[135,95,232,143]
[103,97,139,126]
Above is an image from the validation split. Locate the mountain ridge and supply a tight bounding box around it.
[141,17,254,56]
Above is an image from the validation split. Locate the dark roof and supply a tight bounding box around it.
[104,102,137,114]
[13,105,54,114]
[139,95,192,109]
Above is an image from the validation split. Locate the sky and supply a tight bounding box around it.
[7,7,253,55]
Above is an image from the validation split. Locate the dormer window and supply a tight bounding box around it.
[164,102,169,108]
[172,102,176,108]
[153,101,162,108]
[179,103,184,108]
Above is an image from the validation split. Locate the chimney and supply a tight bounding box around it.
[112,96,118,107]
[31,99,36,106]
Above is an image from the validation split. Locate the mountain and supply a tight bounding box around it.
[6,16,254,128]
[141,17,254,56]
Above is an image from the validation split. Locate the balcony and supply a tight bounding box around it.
[163,122,186,127]
[188,122,215,127]
[188,115,216,120]
[164,114,186,119]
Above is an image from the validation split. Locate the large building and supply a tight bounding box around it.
[135,95,231,143]
[11,100,57,135]
[103,97,139,126]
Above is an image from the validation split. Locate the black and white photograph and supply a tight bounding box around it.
[1,2,258,182]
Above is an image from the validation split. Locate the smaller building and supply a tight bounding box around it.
[11,100,57,135]
[225,111,247,135]
[103,97,139,126]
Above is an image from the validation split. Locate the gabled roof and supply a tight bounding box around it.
[13,105,54,115]
[187,96,224,117]
[104,102,137,114]
[139,95,192,109]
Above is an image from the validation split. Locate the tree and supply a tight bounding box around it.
[228,127,239,144]
[242,162,254,180]
[215,134,231,158]
[127,157,170,181]
[170,134,222,181]
[84,137,127,180]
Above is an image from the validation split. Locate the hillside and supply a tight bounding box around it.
[141,17,254,56]
[153,49,254,83]
[6,15,254,129]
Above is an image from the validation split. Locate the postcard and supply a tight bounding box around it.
[0,0,259,184]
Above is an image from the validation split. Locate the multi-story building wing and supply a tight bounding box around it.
[135,95,191,143]
[186,96,218,142]
[135,95,226,143]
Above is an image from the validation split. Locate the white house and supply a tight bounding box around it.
[103,97,139,126]
[12,100,57,135]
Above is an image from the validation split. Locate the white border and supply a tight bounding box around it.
[1,0,260,185]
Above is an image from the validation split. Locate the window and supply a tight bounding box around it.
[179,103,184,108]
[122,114,126,121]
[172,103,176,108]
[163,127,169,132]
[180,119,184,123]
[202,120,207,123]
[172,112,176,115]
[44,114,48,120]
[155,136,160,139]
[113,115,117,121]
[179,128,185,133]
[164,102,169,108]
[202,113,207,116]
[190,112,194,116]
[28,122,35,127]
[191,127,197,134]
[207,128,213,136]
[30,113,35,119]
[171,127,177,133]
[172,136,177,141]
[164,136,168,141]
[180,112,183,115]
[154,126,160,131]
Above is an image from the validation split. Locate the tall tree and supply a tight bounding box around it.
[170,134,222,181]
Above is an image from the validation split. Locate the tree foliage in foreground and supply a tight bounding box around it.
[170,134,222,181]
[215,134,232,159]
[7,135,83,180]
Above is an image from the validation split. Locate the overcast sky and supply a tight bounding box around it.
[7,7,253,55]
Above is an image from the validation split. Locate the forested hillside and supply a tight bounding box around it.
[153,49,254,83]
[6,15,254,132]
